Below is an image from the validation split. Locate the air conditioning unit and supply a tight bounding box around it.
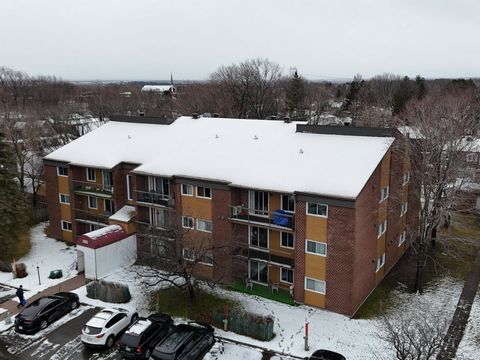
[85,186,93,191]
[232,205,242,216]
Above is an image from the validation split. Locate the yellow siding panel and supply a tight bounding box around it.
[58,176,69,194]
[304,291,326,308]
[305,216,327,242]
[269,265,280,284]
[376,237,386,258]
[305,253,326,280]
[60,204,71,221]
[181,196,212,220]
[375,267,385,284]
[269,193,281,218]
[380,151,391,188]
[62,230,73,242]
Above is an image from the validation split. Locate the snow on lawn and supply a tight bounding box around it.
[0,222,77,299]
[456,291,480,360]
[205,341,263,360]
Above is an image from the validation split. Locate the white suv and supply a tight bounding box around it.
[81,308,138,348]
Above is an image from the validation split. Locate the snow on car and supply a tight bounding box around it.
[81,307,138,348]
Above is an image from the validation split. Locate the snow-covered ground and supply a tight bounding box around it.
[0,223,78,300]
[456,291,480,360]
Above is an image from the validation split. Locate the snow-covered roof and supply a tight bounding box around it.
[141,85,174,92]
[45,116,394,199]
[398,126,423,139]
[127,319,152,335]
[109,205,136,222]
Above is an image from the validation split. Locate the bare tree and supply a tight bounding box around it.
[401,91,480,293]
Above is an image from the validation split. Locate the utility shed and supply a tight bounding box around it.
[76,224,137,280]
[109,205,136,234]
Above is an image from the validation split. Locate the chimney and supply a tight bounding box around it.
[192,113,199,119]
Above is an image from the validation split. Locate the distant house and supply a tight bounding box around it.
[43,115,419,317]
[141,85,176,95]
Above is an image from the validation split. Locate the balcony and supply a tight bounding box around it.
[135,190,174,207]
[74,208,111,225]
[234,246,294,268]
[229,205,295,230]
[72,180,114,199]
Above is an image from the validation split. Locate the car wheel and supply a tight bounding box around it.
[145,348,151,359]
[40,320,48,330]
[106,335,115,348]
[130,313,139,324]
[70,301,79,310]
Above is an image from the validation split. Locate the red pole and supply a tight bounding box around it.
[305,321,309,337]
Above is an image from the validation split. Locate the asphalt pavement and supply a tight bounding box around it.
[0,306,123,360]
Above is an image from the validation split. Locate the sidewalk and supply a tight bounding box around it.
[437,248,480,360]
[0,274,85,317]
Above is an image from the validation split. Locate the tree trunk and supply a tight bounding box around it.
[186,279,195,300]
[430,227,437,248]
[414,243,426,293]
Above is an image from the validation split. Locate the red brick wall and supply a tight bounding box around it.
[326,205,356,315]
[351,166,381,315]
[212,189,233,283]
[113,165,127,210]
[293,201,306,303]
[44,164,62,240]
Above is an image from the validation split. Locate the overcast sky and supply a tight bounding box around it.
[1,0,479,81]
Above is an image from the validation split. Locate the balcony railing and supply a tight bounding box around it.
[234,246,294,268]
[73,208,111,225]
[72,180,114,198]
[136,220,176,236]
[135,190,174,207]
[229,205,295,230]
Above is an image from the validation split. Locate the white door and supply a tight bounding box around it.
[77,250,85,273]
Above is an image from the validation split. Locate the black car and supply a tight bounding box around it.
[306,349,346,360]
[118,313,173,359]
[150,322,215,360]
[14,292,80,334]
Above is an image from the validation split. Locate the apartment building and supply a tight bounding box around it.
[43,115,419,316]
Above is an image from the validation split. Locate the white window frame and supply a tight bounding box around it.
[196,186,212,199]
[376,253,386,272]
[181,184,194,196]
[61,220,72,232]
[182,216,194,229]
[377,219,387,238]
[196,219,212,233]
[280,231,294,249]
[380,186,389,203]
[57,166,68,177]
[126,175,133,200]
[249,226,269,250]
[182,248,214,266]
[281,194,295,213]
[400,202,408,216]
[306,202,328,218]
[402,171,410,186]
[280,267,294,284]
[59,193,70,205]
[305,239,327,256]
[87,196,97,209]
[248,190,269,217]
[86,167,96,182]
[398,231,406,246]
[304,277,326,294]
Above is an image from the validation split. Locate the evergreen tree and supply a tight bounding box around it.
[285,69,305,114]
[392,76,415,115]
[415,75,427,100]
[0,132,27,260]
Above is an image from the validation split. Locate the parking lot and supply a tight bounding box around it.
[0,306,125,360]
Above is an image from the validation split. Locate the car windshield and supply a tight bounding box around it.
[120,333,141,347]
[84,326,102,335]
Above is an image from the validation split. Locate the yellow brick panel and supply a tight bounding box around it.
[181,196,212,219]
[58,176,69,194]
[60,204,71,221]
[305,216,327,242]
[304,291,326,308]
[305,253,326,280]
[62,230,73,242]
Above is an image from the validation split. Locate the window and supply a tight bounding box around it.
[305,277,326,294]
[306,240,327,256]
[181,184,193,196]
[280,232,294,248]
[150,208,167,228]
[398,231,406,246]
[61,220,72,232]
[182,248,195,261]
[88,196,97,209]
[377,219,387,238]
[249,260,268,283]
[102,170,113,191]
[196,186,212,199]
[182,248,214,266]
[467,153,477,163]
[126,175,133,200]
[182,216,194,229]
[400,202,408,216]
[148,176,170,197]
[281,194,295,212]
[59,193,70,204]
[306,202,328,217]
[104,199,114,214]
[249,226,268,249]
[281,268,294,284]
[57,166,68,177]
[196,219,212,232]
[86,168,96,182]
[402,171,410,186]
[376,253,386,272]
[380,186,389,202]
[249,190,269,216]
[89,224,99,232]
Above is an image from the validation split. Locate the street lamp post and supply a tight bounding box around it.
[37,266,41,285]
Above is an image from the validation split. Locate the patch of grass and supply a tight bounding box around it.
[355,286,394,319]
[228,282,295,305]
[150,287,240,323]
[1,226,32,261]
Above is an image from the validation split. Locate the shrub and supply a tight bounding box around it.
[86,280,131,303]
[15,263,27,278]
